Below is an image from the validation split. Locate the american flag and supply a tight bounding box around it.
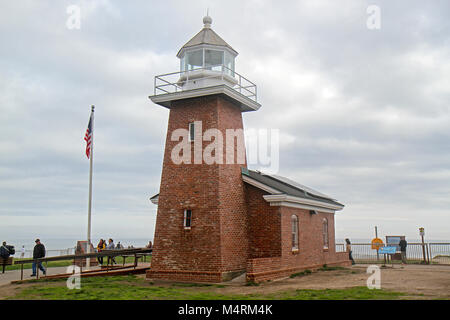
[84,114,93,159]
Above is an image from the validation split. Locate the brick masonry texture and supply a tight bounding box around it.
[147,94,350,283]
[147,95,249,281]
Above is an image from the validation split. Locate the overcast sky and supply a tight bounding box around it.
[1,0,449,243]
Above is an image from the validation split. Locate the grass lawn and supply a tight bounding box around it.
[8,274,407,300]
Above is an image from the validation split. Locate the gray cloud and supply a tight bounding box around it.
[0,0,449,242]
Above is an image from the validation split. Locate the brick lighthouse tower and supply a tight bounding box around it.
[147,15,260,282]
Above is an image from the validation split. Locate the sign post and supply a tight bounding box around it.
[371,227,383,262]
[419,227,426,264]
[379,246,396,267]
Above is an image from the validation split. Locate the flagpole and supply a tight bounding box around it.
[86,105,94,270]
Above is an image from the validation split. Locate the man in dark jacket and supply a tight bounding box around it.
[399,238,407,265]
[31,239,46,276]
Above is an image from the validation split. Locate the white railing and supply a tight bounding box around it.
[154,65,258,102]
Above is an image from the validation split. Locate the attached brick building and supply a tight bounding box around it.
[147,16,350,283]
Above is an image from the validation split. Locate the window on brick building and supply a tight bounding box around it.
[184,209,192,229]
[291,215,299,251]
[322,218,329,249]
[188,122,195,142]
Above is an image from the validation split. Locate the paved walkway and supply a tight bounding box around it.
[0,265,103,286]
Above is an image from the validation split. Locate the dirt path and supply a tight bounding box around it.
[208,264,450,299]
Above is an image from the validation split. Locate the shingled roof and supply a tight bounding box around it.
[150,169,344,211]
[176,16,238,58]
[242,168,344,209]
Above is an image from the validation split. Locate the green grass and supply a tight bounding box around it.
[7,275,408,300]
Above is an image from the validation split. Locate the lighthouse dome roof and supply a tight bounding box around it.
[177,16,238,58]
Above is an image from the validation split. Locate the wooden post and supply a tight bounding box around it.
[21,264,24,280]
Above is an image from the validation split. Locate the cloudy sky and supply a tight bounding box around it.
[1,0,449,243]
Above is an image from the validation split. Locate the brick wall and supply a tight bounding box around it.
[148,95,249,282]
[245,184,281,258]
[246,204,351,282]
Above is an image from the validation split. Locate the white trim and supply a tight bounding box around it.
[242,175,281,194]
[266,201,337,213]
[150,84,261,112]
[263,194,344,212]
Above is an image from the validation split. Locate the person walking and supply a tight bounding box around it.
[21,245,25,258]
[96,239,106,265]
[345,238,355,265]
[31,239,46,277]
[399,238,408,265]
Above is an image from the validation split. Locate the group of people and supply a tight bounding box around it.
[95,238,124,264]
[1,239,46,276]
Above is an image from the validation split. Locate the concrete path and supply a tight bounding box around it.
[0,265,103,287]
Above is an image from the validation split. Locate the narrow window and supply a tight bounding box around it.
[188,122,195,142]
[184,209,192,229]
[323,218,329,249]
[291,215,299,250]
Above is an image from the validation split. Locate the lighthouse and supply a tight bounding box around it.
[147,15,260,282]
[148,16,350,283]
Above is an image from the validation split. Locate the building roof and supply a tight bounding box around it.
[150,169,344,211]
[176,16,238,57]
[242,169,344,208]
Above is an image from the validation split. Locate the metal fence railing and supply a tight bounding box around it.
[337,242,450,265]
[154,65,258,102]
[14,248,76,259]
[429,243,450,265]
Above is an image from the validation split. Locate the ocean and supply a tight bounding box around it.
[5,237,449,259]
[6,237,151,258]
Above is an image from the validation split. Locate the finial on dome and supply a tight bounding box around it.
[203,12,212,28]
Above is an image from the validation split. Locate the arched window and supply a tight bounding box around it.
[322,218,329,249]
[291,215,299,250]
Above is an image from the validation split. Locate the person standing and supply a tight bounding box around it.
[21,245,25,258]
[399,238,408,265]
[31,239,46,277]
[345,238,355,265]
[96,239,106,265]
[106,238,116,264]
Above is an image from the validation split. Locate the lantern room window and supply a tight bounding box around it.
[205,49,224,71]
[180,48,235,75]
[185,49,203,71]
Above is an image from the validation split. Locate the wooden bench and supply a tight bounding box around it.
[0,257,13,273]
